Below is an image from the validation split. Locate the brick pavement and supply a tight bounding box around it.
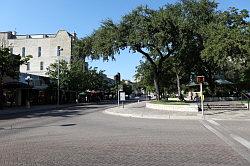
[104,101,250,120]
[0,104,249,165]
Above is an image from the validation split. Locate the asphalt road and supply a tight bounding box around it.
[0,104,249,166]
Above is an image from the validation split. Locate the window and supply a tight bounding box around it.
[27,62,30,71]
[38,47,41,57]
[57,46,61,56]
[56,46,63,56]
[22,47,25,57]
[40,61,44,70]
[9,48,13,54]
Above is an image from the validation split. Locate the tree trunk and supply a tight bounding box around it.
[176,73,181,98]
[153,70,160,100]
[206,68,216,96]
[0,77,3,109]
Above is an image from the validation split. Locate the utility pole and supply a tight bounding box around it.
[25,75,33,109]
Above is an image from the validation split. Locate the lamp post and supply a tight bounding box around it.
[25,75,33,108]
[57,47,63,106]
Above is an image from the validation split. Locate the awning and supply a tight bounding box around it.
[3,82,29,89]
[186,82,199,87]
[186,81,208,87]
[215,79,233,85]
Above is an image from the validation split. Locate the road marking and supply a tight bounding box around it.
[206,119,250,150]
[231,134,250,149]
[200,120,225,140]
[200,120,250,163]
[207,119,220,126]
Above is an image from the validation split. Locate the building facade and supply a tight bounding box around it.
[0,30,76,76]
[0,30,80,107]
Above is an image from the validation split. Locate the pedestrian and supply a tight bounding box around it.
[194,93,201,111]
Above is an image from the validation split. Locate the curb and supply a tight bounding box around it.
[104,106,250,121]
[103,108,202,120]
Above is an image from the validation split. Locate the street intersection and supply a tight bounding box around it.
[0,103,249,165]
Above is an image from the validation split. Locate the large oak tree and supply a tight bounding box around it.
[79,0,249,99]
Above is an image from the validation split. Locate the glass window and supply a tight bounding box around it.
[22,47,25,57]
[38,47,41,57]
[57,46,61,56]
[27,62,30,71]
[40,61,44,70]
[9,48,13,54]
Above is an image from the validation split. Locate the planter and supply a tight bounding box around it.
[146,102,198,112]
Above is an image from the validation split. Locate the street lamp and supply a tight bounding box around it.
[8,43,14,54]
[57,47,63,105]
[25,75,33,108]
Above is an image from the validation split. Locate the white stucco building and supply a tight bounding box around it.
[0,30,76,77]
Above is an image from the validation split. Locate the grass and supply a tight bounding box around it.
[241,100,249,104]
[150,100,189,105]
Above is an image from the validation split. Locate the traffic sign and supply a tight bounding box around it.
[120,92,125,101]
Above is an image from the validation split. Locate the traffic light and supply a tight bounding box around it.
[114,72,121,84]
[117,72,120,83]
[197,76,205,83]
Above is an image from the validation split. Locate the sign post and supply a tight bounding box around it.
[197,76,205,117]
[118,89,120,107]
[120,92,126,108]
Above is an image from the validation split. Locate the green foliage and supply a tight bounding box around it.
[0,48,32,107]
[134,60,154,88]
[0,48,21,79]
[72,38,93,60]
[46,60,69,89]
[46,60,111,93]
[77,0,249,98]
[78,5,189,100]
[200,7,249,84]
[120,80,133,96]
[0,47,32,79]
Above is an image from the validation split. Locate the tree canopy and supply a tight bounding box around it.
[46,60,112,94]
[0,48,32,108]
[77,0,249,99]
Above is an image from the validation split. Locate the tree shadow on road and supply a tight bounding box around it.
[0,105,108,120]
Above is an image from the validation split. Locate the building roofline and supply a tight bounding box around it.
[2,30,75,39]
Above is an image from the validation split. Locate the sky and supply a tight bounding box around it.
[1,0,249,81]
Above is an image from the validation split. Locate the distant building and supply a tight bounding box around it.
[0,30,77,77]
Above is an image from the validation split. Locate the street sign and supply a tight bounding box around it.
[120,92,125,101]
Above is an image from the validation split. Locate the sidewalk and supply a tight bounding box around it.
[0,100,117,117]
[0,103,79,116]
[104,101,250,120]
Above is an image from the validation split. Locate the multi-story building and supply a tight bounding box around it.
[0,30,76,77]
[0,30,81,106]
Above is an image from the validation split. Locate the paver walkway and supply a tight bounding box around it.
[104,101,250,120]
